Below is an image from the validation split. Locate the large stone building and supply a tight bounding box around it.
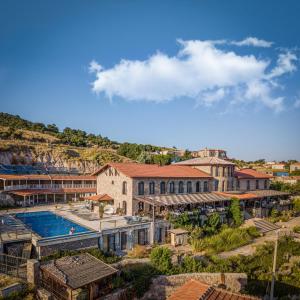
[174,157,235,192]
[94,162,215,216]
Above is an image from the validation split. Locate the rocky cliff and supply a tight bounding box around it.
[0,140,130,174]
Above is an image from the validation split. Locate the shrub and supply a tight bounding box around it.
[150,246,172,274]
[191,226,259,254]
[293,225,300,233]
[293,197,300,213]
[229,198,243,226]
[121,263,158,298]
[127,245,149,258]
[204,213,221,235]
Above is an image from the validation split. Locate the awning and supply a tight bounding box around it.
[134,192,229,207]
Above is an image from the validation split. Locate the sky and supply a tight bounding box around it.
[0,0,300,161]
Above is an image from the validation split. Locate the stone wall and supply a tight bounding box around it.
[38,237,99,257]
[141,272,247,300]
[97,166,134,215]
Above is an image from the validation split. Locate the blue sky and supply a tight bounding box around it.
[1,0,300,161]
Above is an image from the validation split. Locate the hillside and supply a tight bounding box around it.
[0,112,178,173]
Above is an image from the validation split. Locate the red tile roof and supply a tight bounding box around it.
[167,279,260,300]
[8,187,96,196]
[93,163,212,179]
[84,194,113,201]
[235,169,272,179]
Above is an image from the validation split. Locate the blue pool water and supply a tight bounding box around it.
[15,211,91,238]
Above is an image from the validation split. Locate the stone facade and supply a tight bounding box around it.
[193,165,235,192]
[97,166,134,215]
[238,178,269,191]
[97,165,213,216]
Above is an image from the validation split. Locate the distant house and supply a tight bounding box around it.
[191,148,228,159]
[290,162,300,173]
[271,163,286,170]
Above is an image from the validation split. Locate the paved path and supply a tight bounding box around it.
[219,216,300,258]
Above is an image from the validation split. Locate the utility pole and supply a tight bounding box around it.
[270,230,279,300]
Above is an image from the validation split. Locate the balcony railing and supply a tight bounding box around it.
[3,183,96,191]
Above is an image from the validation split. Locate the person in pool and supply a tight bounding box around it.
[69,226,75,235]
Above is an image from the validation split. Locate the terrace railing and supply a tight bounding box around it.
[0,253,27,280]
[4,183,96,191]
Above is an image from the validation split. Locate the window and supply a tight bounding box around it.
[222,181,225,192]
[247,180,250,190]
[179,181,184,193]
[264,180,268,189]
[196,181,201,193]
[187,181,192,193]
[256,180,259,189]
[215,166,219,176]
[138,181,144,195]
[223,167,226,177]
[204,181,208,192]
[138,201,144,211]
[122,181,127,195]
[160,181,166,194]
[237,180,240,189]
[169,181,175,193]
[214,180,219,191]
[149,181,155,194]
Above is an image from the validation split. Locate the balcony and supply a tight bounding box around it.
[3,183,97,191]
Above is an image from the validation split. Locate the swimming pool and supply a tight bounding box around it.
[15,211,92,238]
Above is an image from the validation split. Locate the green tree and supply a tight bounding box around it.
[229,198,243,226]
[150,246,172,274]
[204,212,221,234]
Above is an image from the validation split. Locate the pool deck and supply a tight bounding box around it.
[0,204,152,235]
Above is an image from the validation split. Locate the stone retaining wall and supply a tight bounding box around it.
[38,237,99,257]
[141,272,247,300]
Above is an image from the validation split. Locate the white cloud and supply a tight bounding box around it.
[89,38,297,112]
[267,51,297,79]
[89,60,103,73]
[294,99,300,108]
[232,37,273,48]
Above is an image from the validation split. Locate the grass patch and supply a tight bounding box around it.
[191,226,260,254]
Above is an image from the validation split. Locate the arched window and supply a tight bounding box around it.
[247,180,250,190]
[214,180,219,191]
[138,181,144,195]
[149,181,155,194]
[179,181,184,193]
[187,181,192,193]
[122,201,127,215]
[264,180,268,189]
[204,181,208,192]
[196,181,201,193]
[122,181,127,195]
[169,181,175,193]
[160,181,166,194]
